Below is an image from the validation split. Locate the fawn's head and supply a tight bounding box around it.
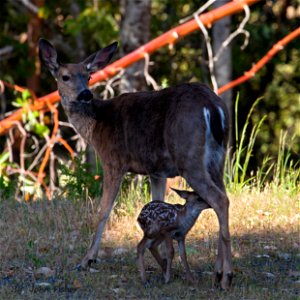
[171,188,210,210]
[39,38,118,106]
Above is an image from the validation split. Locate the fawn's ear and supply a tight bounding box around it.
[39,38,60,77]
[171,188,195,200]
[83,41,118,73]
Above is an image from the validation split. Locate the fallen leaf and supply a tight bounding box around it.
[73,279,82,289]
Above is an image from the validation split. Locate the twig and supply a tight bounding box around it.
[37,101,59,198]
[56,137,74,158]
[194,13,218,93]
[0,46,14,58]
[17,0,39,14]
[218,26,300,94]
[143,53,160,90]
[179,0,217,24]
[214,4,250,62]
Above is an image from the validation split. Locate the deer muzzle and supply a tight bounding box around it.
[77,89,93,102]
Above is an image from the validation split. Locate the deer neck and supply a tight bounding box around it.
[179,205,202,233]
[60,94,97,143]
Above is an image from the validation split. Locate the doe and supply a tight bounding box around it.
[137,188,210,284]
[39,38,233,289]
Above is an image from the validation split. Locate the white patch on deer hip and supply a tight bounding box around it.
[217,106,225,130]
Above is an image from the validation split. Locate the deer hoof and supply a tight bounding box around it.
[214,271,223,287]
[143,280,151,288]
[186,274,195,284]
[220,272,233,290]
[164,274,171,284]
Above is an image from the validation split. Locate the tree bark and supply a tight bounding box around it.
[119,0,152,93]
[26,0,44,92]
[212,0,233,145]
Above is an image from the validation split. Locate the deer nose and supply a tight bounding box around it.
[77,89,93,102]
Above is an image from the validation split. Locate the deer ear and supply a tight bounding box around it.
[84,41,118,73]
[39,38,59,77]
[170,188,195,200]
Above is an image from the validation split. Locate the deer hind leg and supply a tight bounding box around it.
[149,237,167,273]
[184,171,233,290]
[178,238,194,283]
[80,173,123,269]
[137,236,150,284]
[163,236,174,284]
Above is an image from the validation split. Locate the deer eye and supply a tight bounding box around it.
[62,75,70,81]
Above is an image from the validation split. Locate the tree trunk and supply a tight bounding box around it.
[212,0,233,145]
[119,0,151,93]
[26,0,44,92]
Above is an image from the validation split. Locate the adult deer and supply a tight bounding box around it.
[39,38,233,289]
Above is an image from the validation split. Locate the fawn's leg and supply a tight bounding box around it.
[178,238,194,283]
[80,171,123,268]
[137,236,149,284]
[163,236,174,284]
[149,237,167,272]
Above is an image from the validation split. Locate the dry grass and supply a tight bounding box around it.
[0,188,299,299]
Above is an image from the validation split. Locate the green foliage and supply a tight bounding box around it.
[117,175,151,216]
[0,152,16,198]
[64,4,119,47]
[59,155,103,200]
[226,95,266,191]
[12,90,50,137]
[225,96,300,194]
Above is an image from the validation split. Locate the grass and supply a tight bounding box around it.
[0,186,299,300]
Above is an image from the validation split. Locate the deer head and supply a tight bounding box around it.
[171,188,210,211]
[38,38,118,108]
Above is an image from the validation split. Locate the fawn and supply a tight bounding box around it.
[39,38,232,289]
[137,188,210,284]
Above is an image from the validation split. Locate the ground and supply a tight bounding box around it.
[0,188,299,299]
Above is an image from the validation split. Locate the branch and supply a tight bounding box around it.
[17,0,39,14]
[217,26,300,95]
[0,46,14,59]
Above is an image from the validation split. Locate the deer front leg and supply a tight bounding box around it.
[178,238,194,283]
[80,172,123,269]
[150,176,168,261]
[150,176,166,200]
